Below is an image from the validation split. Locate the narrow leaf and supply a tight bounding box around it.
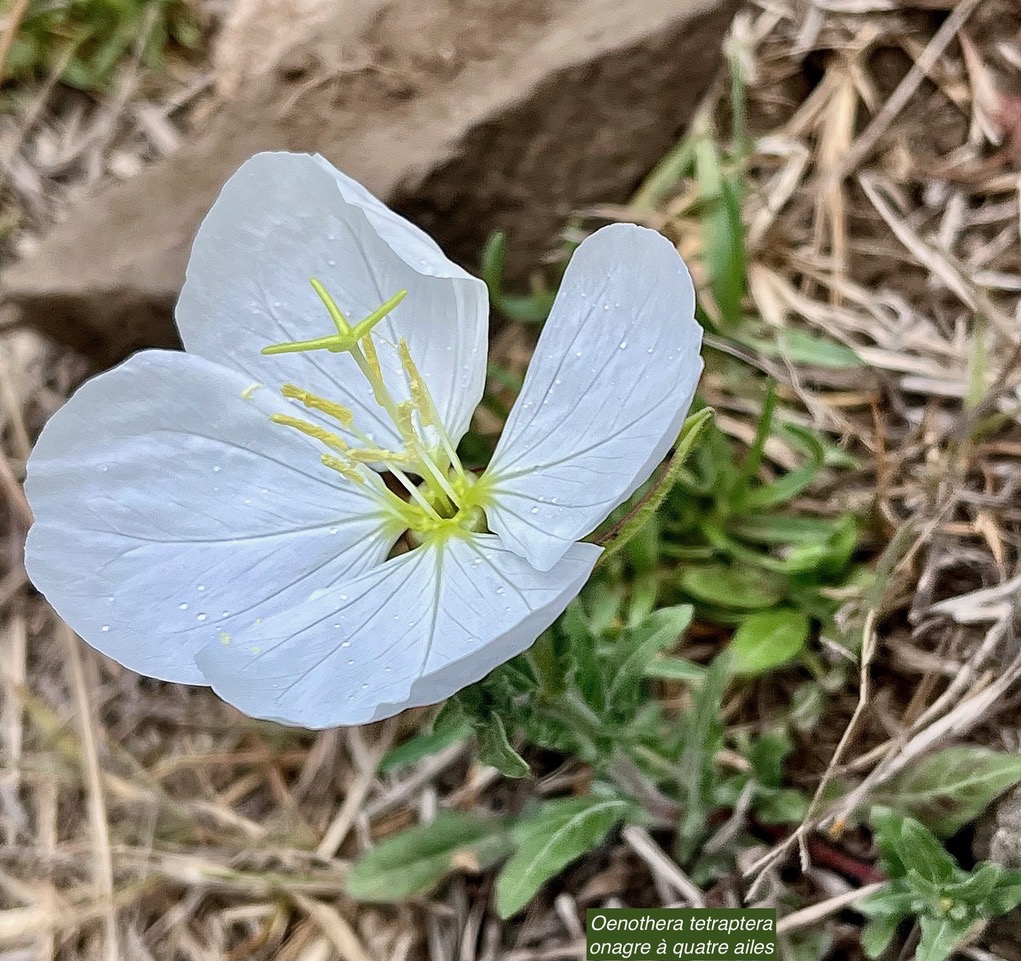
[876,747,1021,837]
[347,812,511,902]
[496,796,631,918]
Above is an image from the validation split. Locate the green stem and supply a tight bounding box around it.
[594,408,713,565]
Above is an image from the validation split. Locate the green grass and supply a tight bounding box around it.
[4,0,199,94]
[347,52,1021,950]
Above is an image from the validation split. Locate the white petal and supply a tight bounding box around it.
[483,224,703,571]
[194,536,601,728]
[24,350,398,684]
[176,152,489,448]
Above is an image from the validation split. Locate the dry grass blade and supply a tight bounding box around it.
[62,624,119,961]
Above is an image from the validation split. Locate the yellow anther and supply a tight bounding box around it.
[346,447,416,466]
[280,384,354,427]
[361,333,384,384]
[321,453,367,485]
[270,414,349,453]
[395,401,420,449]
[398,338,437,427]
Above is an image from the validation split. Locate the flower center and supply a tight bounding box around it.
[261,279,490,542]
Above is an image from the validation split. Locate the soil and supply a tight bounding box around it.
[2,0,738,364]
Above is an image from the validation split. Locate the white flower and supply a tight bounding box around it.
[24,152,703,728]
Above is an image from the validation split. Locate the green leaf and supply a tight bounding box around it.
[746,729,792,789]
[986,869,1021,916]
[378,718,470,773]
[916,914,973,961]
[755,787,809,825]
[646,656,707,683]
[676,652,731,862]
[948,862,1003,905]
[738,425,825,511]
[679,564,785,610]
[728,513,848,546]
[495,796,632,918]
[740,329,863,369]
[475,712,530,779]
[875,747,1021,837]
[729,608,809,676]
[895,818,957,884]
[861,915,900,959]
[347,811,511,902]
[607,605,694,703]
[870,807,912,880]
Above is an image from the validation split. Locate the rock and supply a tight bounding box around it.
[2,0,737,364]
[973,784,1021,960]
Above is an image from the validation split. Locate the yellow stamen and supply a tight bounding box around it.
[398,338,436,428]
[321,453,367,485]
[270,414,348,453]
[395,401,420,449]
[397,336,467,483]
[346,447,416,466]
[280,384,354,427]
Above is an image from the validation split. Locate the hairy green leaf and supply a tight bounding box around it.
[347,812,510,902]
[496,796,632,918]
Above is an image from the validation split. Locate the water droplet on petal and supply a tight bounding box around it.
[196,613,207,622]
[619,340,628,349]
[197,585,206,592]
[101,625,110,632]
[530,507,539,515]
[178,602,188,611]
[212,465,221,473]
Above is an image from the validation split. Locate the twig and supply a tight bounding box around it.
[829,0,984,178]
[622,825,706,908]
[62,624,119,961]
[777,882,885,934]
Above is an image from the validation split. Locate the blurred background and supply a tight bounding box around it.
[1,1,1021,959]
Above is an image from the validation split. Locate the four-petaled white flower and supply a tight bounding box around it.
[25,152,703,727]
